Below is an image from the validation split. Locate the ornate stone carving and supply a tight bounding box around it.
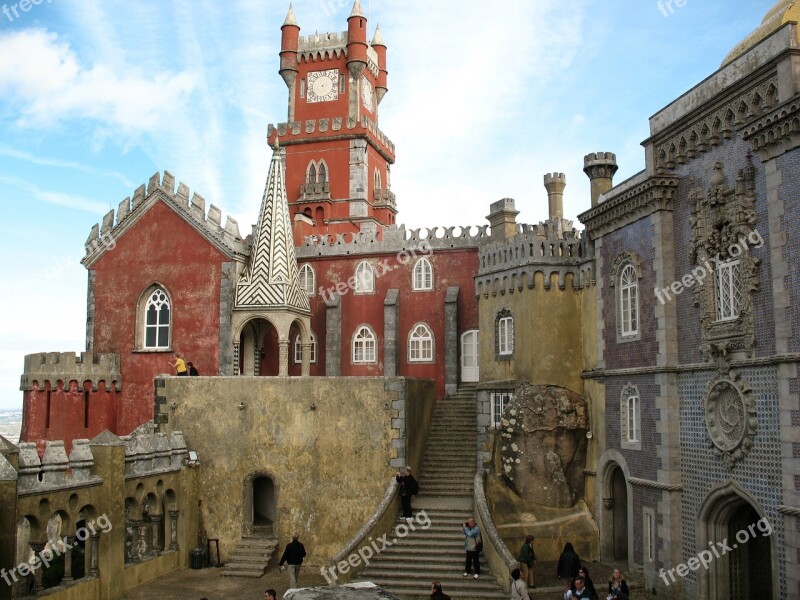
[704,369,757,468]
[609,251,642,286]
[688,157,760,361]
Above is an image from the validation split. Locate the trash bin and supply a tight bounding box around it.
[191,548,204,569]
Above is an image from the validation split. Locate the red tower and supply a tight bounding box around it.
[269,1,396,244]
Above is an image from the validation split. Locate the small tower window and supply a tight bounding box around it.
[374,169,381,191]
[318,161,328,183]
[339,74,346,94]
[412,257,433,291]
[307,162,317,184]
[300,78,306,99]
[355,261,374,294]
[299,264,316,295]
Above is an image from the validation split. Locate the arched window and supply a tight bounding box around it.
[294,333,317,364]
[352,325,377,363]
[355,261,374,294]
[408,323,434,362]
[143,286,171,349]
[374,169,381,190]
[318,161,328,183]
[495,309,513,358]
[620,383,642,451]
[306,162,317,184]
[715,259,741,321]
[412,257,433,291]
[299,264,315,295]
[619,264,639,337]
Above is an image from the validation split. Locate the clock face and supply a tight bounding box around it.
[307,69,339,103]
[361,77,374,111]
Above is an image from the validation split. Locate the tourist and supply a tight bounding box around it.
[462,517,481,578]
[565,576,592,599]
[570,566,598,600]
[429,581,451,599]
[278,531,306,588]
[516,534,536,588]
[395,465,419,521]
[556,542,581,579]
[264,590,277,600]
[187,362,199,376]
[169,352,188,376]
[608,568,629,600]
[510,567,530,599]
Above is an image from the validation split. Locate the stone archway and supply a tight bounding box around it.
[610,467,628,560]
[596,451,633,567]
[697,481,775,600]
[243,472,278,537]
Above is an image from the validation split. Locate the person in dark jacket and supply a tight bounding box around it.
[608,568,629,600]
[396,466,419,520]
[278,532,306,588]
[429,581,451,600]
[556,542,581,580]
[187,362,199,376]
[570,567,598,600]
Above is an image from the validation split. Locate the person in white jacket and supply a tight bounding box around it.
[510,567,530,600]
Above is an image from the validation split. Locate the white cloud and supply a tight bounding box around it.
[0,174,108,213]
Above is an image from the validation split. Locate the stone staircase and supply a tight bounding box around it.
[360,385,507,599]
[222,525,279,578]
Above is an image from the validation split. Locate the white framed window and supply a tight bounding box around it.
[143,287,171,349]
[408,323,434,362]
[412,257,433,291]
[355,261,375,294]
[498,316,513,356]
[374,168,381,191]
[627,394,640,443]
[299,264,316,295]
[352,325,377,363]
[620,264,639,337]
[294,333,317,364]
[644,509,656,562]
[715,259,741,321]
[490,391,513,428]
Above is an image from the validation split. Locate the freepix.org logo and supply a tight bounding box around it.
[2,0,52,25]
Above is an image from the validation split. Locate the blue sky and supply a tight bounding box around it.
[0,0,778,409]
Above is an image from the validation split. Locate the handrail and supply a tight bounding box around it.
[329,477,400,583]
[474,469,518,593]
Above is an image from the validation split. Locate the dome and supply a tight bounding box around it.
[722,0,800,66]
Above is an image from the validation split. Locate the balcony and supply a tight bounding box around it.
[374,188,396,208]
[299,181,331,202]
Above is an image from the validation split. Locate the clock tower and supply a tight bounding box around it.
[270,1,396,244]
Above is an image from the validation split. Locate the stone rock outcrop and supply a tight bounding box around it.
[498,383,588,508]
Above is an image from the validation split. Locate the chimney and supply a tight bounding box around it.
[487,198,519,240]
[583,152,618,207]
[543,173,566,220]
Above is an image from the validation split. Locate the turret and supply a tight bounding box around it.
[543,173,566,220]
[279,4,300,89]
[487,198,519,241]
[583,152,618,207]
[346,0,368,81]
[372,25,388,104]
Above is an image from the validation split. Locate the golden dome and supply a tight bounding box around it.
[722,0,800,66]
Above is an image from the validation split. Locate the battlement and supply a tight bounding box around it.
[21,352,121,392]
[544,172,567,186]
[268,114,395,159]
[120,423,188,479]
[295,223,490,258]
[17,439,101,494]
[583,152,617,166]
[83,171,246,266]
[296,32,380,76]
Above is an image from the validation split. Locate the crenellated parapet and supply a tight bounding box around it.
[475,219,595,296]
[296,31,380,77]
[17,439,102,494]
[295,223,490,258]
[82,171,246,267]
[21,352,121,392]
[268,113,395,161]
[121,423,187,479]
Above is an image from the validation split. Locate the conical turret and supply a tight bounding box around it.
[347,0,368,81]
[279,4,300,89]
[371,25,388,104]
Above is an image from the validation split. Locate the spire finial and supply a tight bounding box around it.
[371,23,385,46]
[349,0,365,19]
[283,3,299,27]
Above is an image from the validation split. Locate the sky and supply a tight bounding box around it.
[0,0,779,409]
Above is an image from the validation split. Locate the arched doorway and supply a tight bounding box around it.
[245,474,276,536]
[238,318,280,376]
[610,466,628,560]
[698,482,774,600]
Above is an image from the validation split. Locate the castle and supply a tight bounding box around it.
[2,1,800,599]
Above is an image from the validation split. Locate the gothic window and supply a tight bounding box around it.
[715,259,741,321]
[299,264,315,295]
[294,332,317,364]
[306,162,317,184]
[300,78,306,99]
[352,325,377,363]
[318,161,328,183]
[408,323,434,362]
[619,264,639,337]
[620,383,641,451]
[412,257,433,291]
[490,391,513,428]
[495,309,514,359]
[355,261,374,294]
[374,169,381,191]
[141,286,171,350]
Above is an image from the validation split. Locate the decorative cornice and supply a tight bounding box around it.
[629,477,683,492]
[578,176,679,238]
[740,96,800,161]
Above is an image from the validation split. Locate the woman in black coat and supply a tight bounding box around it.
[557,542,582,580]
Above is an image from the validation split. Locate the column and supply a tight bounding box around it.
[137,520,150,559]
[301,343,312,376]
[89,531,100,576]
[168,510,179,551]
[254,343,262,376]
[233,342,240,376]
[62,536,75,582]
[325,295,341,376]
[383,289,399,377]
[150,515,164,555]
[444,287,460,394]
[278,340,290,377]
[32,542,45,592]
